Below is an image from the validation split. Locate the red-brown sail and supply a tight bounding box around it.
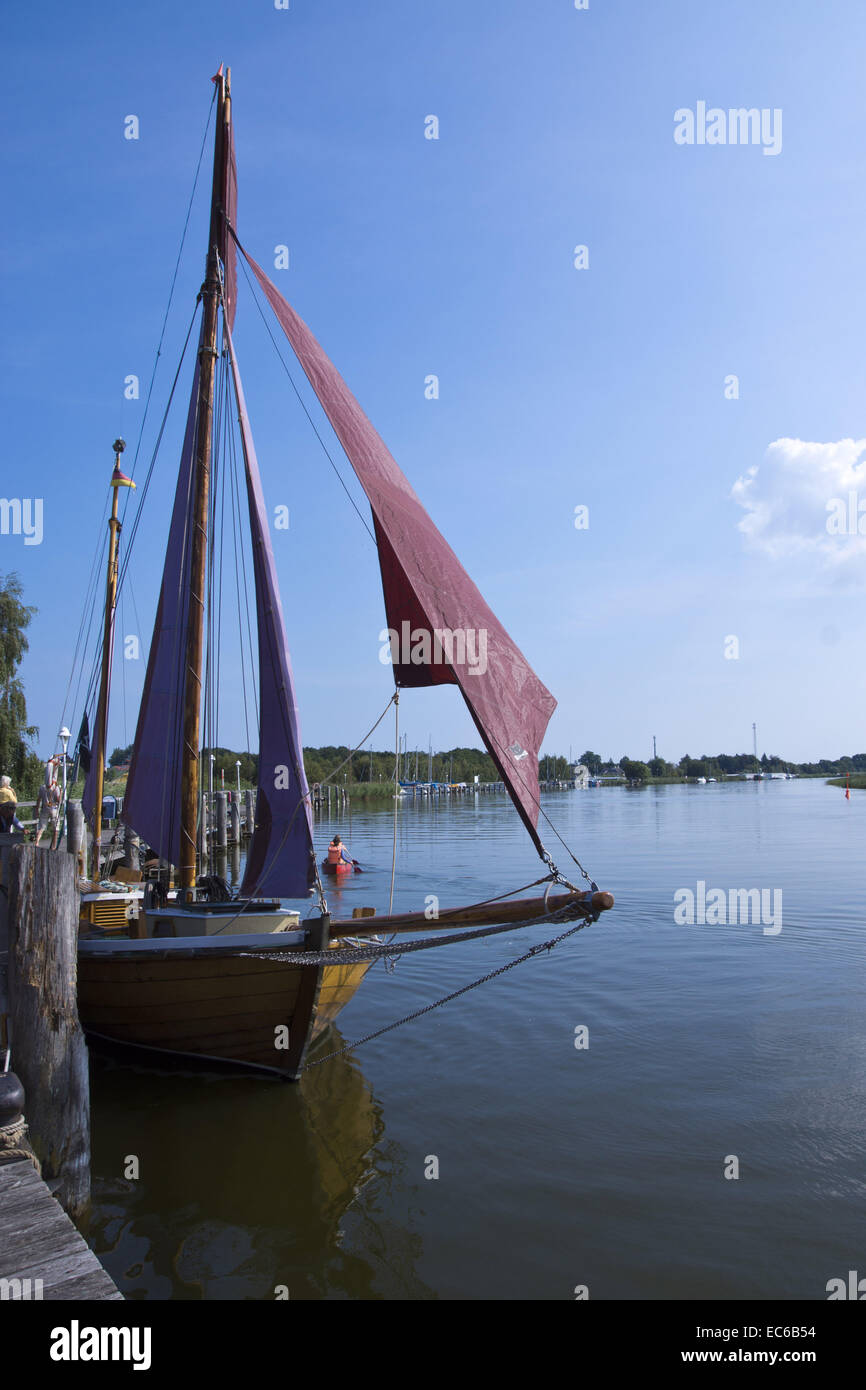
[230,237,555,853]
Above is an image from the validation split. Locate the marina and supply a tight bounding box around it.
[1,1,864,1340]
[79,778,865,1301]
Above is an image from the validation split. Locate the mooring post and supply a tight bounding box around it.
[198,793,208,862]
[66,799,84,876]
[244,788,254,836]
[229,799,240,844]
[123,828,140,870]
[6,844,90,1219]
[215,791,227,850]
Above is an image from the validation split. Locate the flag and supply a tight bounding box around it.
[110,464,136,490]
[75,713,91,775]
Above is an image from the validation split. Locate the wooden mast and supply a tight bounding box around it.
[90,438,128,876]
[179,68,230,893]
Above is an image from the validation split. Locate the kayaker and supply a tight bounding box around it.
[327,835,353,868]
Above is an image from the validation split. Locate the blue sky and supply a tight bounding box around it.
[3,0,866,767]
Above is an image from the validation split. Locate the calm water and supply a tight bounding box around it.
[86,780,866,1300]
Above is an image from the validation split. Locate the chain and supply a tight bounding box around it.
[306,913,594,1069]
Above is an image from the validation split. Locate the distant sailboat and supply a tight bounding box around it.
[74,69,612,1079]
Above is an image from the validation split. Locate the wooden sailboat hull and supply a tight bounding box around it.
[77,935,372,1080]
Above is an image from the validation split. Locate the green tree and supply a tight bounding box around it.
[0,573,42,796]
[622,759,651,783]
[579,750,602,774]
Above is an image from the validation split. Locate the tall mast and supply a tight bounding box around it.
[91,439,134,874]
[179,67,231,893]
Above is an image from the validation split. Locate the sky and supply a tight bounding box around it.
[3,0,866,768]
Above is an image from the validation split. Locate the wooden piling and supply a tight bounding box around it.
[123,828,140,870]
[65,799,84,876]
[5,844,90,1220]
[198,793,208,861]
[229,798,240,844]
[244,788,254,836]
[215,791,227,850]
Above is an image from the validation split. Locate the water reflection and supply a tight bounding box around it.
[87,1032,430,1299]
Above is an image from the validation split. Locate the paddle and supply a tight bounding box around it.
[352,859,363,873]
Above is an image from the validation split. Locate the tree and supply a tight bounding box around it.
[649,757,677,779]
[579,750,602,774]
[0,573,42,796]
[621,759,651,783]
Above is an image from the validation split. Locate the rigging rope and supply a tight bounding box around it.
[118,87,216,525]
[317,694,398,788]
[304,908,595,1069]
[235,250,377,544]
[389,691,399,915]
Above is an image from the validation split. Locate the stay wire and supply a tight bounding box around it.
[119,86,216,529]
[235,250,376,544]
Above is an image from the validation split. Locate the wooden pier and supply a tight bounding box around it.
[0,835,121,1302]
[0,1160,121,1300]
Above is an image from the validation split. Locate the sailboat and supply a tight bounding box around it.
[73,68,613,1080]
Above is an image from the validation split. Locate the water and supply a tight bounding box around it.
[86,779,866,1299]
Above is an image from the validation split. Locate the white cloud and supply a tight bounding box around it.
[731,437,866,577]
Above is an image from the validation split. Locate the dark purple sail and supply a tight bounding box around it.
[224,319,315,898]
[122,360,201,867]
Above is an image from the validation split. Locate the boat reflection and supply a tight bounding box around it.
[85,1030,427,1299]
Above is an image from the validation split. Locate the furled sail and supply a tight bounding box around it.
[231,238,555,853]
[122,358,201,867]
[224,318,315,898]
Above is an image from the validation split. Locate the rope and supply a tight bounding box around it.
[0,1117,40,1172]
[118,86,216,517]
[317,694,398,788]
[235,249,377,544]
[306,910,594,1069]
[389,691,399,915]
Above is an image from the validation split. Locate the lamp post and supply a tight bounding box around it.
[235,760,241,795]
[58,725,70,840]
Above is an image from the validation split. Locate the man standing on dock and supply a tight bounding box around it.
[35,773,62,848]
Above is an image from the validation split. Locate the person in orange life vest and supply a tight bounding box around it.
[327,835,353,868]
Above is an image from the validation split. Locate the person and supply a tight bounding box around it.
[0,775,25,834]
[35,775,62,848]
[327,835,354,869]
